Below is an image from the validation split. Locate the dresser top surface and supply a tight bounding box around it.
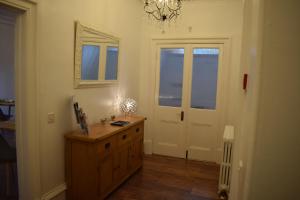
[65,115,146,142]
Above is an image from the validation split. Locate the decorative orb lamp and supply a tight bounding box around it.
[120,98,137,117]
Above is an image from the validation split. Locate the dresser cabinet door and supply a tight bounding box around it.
[99,156,113,196]
[129,135,143,171]
[114,144,129,181]
[129,123,144,170]
[114,131,131,182]
[97,137,115,197]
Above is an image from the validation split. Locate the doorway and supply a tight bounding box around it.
[153,40,229,163]
[0,5,18,199]
[0,0,40,199]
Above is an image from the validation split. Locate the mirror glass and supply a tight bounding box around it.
[81,45,100,80]
[74,22,120,88]
[105,46,119,80]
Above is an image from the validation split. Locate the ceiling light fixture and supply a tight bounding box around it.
[144,0,183,22]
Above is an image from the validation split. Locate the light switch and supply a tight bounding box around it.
[47,112,55,124]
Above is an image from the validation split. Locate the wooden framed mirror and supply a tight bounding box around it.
[74,21,119,88]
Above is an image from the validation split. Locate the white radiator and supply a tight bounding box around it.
[218,125,234,194]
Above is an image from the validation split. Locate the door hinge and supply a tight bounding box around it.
[185,150,188,159]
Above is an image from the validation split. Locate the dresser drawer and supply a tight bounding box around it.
[117,130,131,146]
[97,136,116,159]
[130,122,144,139]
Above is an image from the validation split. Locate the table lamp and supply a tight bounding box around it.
[120,98,137,118]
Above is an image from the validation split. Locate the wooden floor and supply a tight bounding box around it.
[107,155,220,200]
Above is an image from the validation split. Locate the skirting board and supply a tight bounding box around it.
[41,183,66,200]
[144,139,153,154]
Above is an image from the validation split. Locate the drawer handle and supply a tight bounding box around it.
[105,142,111,149]
[136,128,140,133]
[122,134,127,140]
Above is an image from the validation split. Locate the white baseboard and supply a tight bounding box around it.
[144,139,153,155]
[41,183,66,200]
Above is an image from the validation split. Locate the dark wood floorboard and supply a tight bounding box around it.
[107,155,220,200]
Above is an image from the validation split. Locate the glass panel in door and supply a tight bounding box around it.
[191,48,219,109]
[159,48,185,107]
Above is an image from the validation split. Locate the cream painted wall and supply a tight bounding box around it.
[36,0,143,196]
[138,0,244,153]
[247,0,300,199]
[229,0,264,199]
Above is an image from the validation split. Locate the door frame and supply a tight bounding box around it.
[0,0,41,199]
[149,37,231,162]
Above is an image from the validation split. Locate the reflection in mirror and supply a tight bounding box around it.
[105,47,119,80]
[81,45,100,80]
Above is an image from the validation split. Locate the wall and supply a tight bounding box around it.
[229,0,264,199]
[36,0,142,197]
[138,0,244,154]
[0,9,15,102]
[247,0,300,199]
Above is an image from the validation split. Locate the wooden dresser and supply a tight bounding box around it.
[65,116,145,200]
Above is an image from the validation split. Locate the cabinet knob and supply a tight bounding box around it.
[105,142,111,149]
[122,134,127,140]
[136,128,140,133]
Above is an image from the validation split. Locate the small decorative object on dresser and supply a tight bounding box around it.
[73,101,89,134]
[120,98,137,117]
[65,115,145,200]
[110,120,130,126]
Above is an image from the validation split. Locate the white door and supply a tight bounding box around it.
[153,43,226,163]
[153,45,189,158]
[185,45,225,162]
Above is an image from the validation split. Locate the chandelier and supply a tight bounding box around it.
[144,0,183,22]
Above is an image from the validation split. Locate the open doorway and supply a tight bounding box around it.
[0,5,19,199]
[0,0,40,199]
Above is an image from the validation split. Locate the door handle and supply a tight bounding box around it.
[181,111,184,121]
